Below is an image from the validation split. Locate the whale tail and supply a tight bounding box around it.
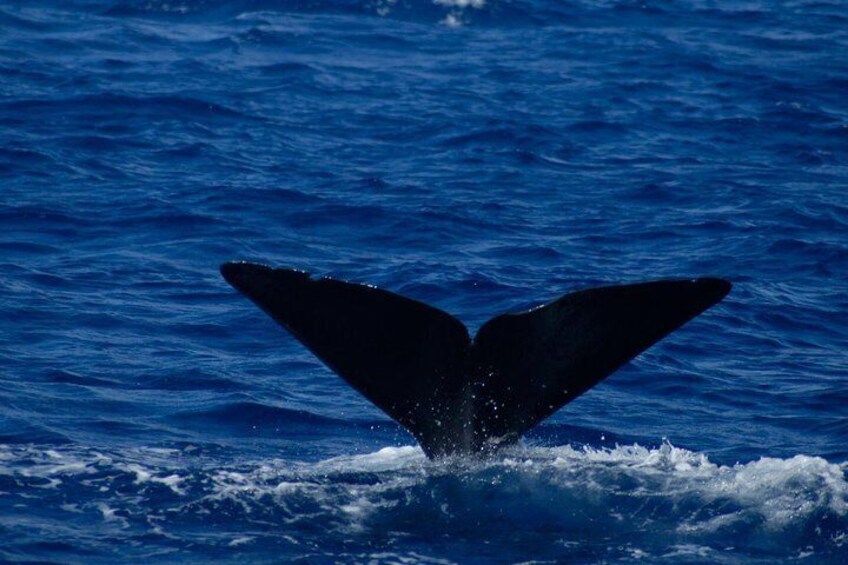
[220,262,731,458]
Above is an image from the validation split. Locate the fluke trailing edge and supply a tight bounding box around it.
[220,262,731,458]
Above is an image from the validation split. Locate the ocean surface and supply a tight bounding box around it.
[1,0,847,562]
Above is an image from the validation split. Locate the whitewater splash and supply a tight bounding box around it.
[373,0,487,26]
[1,441,845,561]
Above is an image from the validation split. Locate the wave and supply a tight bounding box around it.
[99,0,497,23]
[0,441,845,561]
[166,401,395,436]
[5,0,847,36]
[32,0,837,31]
[169,401,346,429]
[0,93,251,123]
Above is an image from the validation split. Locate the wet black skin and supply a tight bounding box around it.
[221,262,731,459]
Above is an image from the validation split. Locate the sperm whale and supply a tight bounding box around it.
[221,261,730,458]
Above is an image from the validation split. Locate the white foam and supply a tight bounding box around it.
[372,0,487,26]
[96,502,129,528]
[312,445,425,474]
[442,14,463,28]
[1,441,845,555]
[662,544,714,558]
[434,0,486,8]
[118,463,186,495]
[433,0,486,27]
[185,441,846,547]
[523,441,848,532]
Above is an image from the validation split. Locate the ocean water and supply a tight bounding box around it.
[1,0,847,562]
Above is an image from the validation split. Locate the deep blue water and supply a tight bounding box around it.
[2,0,847,562]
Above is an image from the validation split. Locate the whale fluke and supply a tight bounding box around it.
[221,261,731,458]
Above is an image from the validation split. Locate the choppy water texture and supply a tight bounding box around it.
[1,0,847,562]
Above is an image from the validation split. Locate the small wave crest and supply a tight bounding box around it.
[96,0,502,28]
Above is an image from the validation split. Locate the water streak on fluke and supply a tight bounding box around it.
[221,261,731,458]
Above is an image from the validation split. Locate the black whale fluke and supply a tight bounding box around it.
[220,261,731,458]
